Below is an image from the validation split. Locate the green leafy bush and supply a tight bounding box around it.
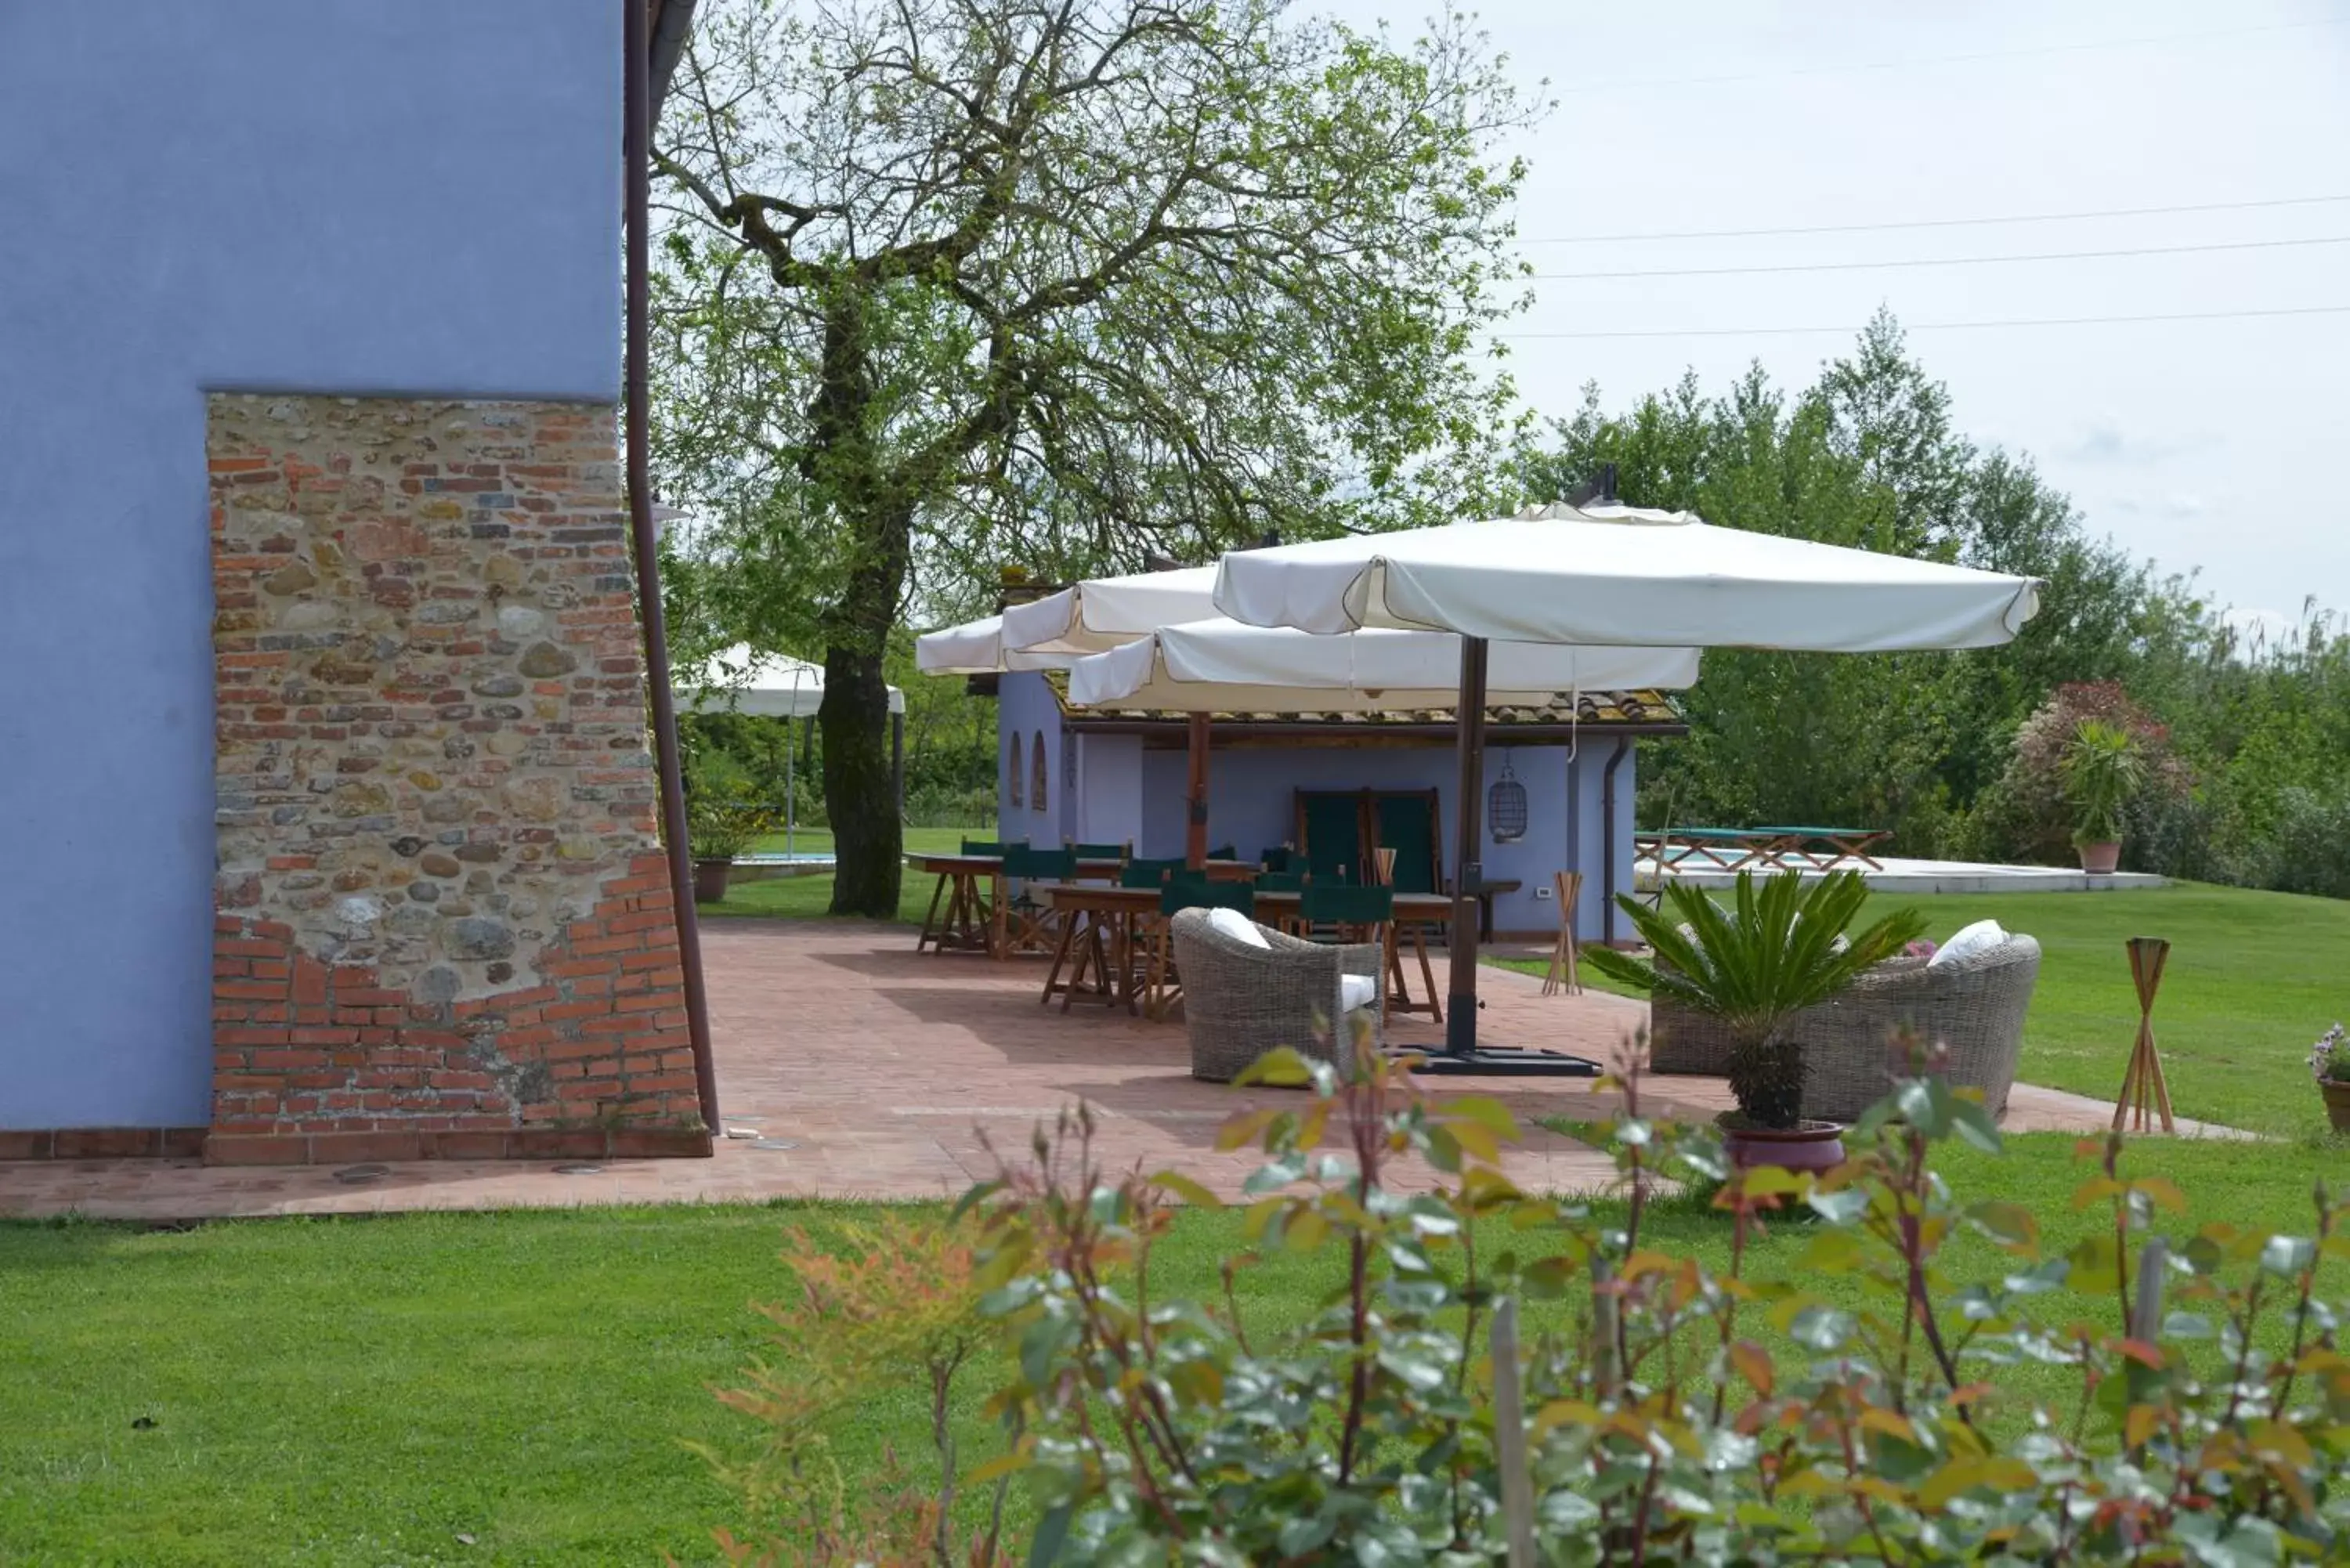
[707,1046,2350,1563]
[2262,787,2350,902]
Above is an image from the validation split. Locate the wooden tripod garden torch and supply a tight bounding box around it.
[2113,936,2175,1134]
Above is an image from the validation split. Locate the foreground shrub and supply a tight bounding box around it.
[710,1046,2350,1562]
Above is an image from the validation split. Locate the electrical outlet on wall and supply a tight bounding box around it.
[1534,883,1553,899]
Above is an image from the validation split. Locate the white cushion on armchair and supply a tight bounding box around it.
[1205,905,1270,948]
[1340,974,1378,1013]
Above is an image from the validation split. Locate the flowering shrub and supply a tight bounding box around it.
[2312,1024,2350,1086]
[1974,683,2191,867]
[708,1041,2350,1563]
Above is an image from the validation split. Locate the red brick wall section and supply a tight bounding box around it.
[204,396,707,1165]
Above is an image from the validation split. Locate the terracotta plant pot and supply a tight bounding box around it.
[2077,841,2121,875]
[692,858,734,905]
[1725,1119,1846,1174]
[2322,1080,2350,1134]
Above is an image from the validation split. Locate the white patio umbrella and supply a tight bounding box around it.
[1067,619,1700,710]
[913,613,1085,675]
[678,645,907,855]
[1210,502,2044,1073]
[996,565,1220,653]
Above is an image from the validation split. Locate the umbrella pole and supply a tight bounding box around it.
[1402,634,1599,1078]
[1446,637,1489,1056]
[1185,713,1211,870]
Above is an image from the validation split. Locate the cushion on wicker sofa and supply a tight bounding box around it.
[1647,935,2041,1127]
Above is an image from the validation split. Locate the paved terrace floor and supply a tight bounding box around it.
[0,921,2238,1220]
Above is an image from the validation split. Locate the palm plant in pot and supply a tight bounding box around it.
[2059,719,2144,875]
[1585,869,1927,1170]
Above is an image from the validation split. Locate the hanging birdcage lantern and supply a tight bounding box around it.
[1488,750,1528,843]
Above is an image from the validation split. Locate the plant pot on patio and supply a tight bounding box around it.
[2076,841,2121,876]
[2322,1080,2350,1135]
[693,858,735,905]
[1723,1118,1846,1173]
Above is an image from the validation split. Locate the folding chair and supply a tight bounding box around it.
[1299,880,1397,1021]
[1144,880,1256,1021]
[1000,844,1072,955]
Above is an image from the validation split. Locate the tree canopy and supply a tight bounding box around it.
[1516,313,2350,897]
[653,0,1538,911]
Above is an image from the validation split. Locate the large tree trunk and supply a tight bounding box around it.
[819,642,902,916]
[819,491,912,917]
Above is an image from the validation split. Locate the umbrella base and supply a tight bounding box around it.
[1387,1046,1603,1077]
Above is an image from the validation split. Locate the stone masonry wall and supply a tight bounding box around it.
[206,396,707,1165]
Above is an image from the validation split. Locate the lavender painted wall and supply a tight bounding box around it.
[0,1,623,1130]
[1137,737,1637,940]
[987,674,1642,937]
[995,672,1063,847]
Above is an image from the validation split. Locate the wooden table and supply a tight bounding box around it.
[1634,828,1785,872]
[1262,890,1454,1024]
[909,855,1254,959]
[1749,826,1895,872]
[1035,884,1162,1013]
[1030,884,1455,1022]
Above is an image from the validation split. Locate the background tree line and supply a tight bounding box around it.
[1514,311,2350,898]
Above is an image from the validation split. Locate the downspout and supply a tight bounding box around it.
[627,0,721,1134]
[1566,748,1582,943]
[1600,739,1629,947]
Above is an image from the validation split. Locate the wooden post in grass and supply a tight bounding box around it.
[2113,937,2175,1134]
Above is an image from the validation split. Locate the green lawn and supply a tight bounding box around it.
[5,1129,2341,1564]
[1495,882,2350,1139]
[743,823,972,858]
[705,826,980,924]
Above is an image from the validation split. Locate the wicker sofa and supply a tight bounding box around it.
[1170,907,1384,1082]
[1647,935,2043,1123]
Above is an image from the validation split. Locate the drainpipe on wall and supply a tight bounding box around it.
[627,0,721,1134]
[1600,739,1629,947]
[1566,748,1583,941]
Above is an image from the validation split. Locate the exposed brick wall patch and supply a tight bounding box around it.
[204,396,706,1163]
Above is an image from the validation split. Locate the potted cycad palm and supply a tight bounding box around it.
[2059,719,2144,876]
[1586,869,1927,1169]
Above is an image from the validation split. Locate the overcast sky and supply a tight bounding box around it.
[1315,0,2350,634]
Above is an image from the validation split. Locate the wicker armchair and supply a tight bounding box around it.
[1647,936,2043,1124]
[1170,907,1383,1083]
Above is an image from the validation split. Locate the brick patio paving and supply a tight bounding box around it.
[0,919,2240,1220]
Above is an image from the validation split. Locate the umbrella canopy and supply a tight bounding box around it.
[1206,501,2043,1075]
[680,645,906,717]
[1210,503,2041,652]
[996,565,1220,655]
[1067,619,1700,711]
[913,614,1081,675]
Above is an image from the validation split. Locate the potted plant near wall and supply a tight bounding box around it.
[1585,870,1926,1171]
[2311,1024,2350,1133]
[2059,718,2144,875]
[687,795,769,905]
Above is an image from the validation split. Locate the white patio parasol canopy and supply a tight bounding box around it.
[1210,504,2041,652]
[1067,619,1700,711]
[1208,500,2045,1074]
[678,645,905,717]
[913,614,1086,676]
[996,565,1220,654]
